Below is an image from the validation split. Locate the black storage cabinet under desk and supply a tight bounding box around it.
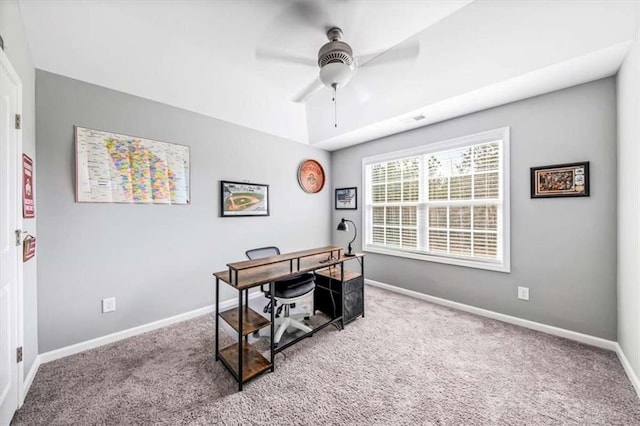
[314,268,364,326]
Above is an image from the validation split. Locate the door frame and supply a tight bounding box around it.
[0,46,25,407]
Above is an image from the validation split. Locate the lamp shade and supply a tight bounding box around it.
[337,219,348,231]
[319,62,352,89]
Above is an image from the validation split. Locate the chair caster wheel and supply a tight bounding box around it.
[304,316,310,320]
[252,331,259,336]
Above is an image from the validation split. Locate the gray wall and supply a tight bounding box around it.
[36,70,331,353]
[0,0,39,379]
[332,78,617,340]
[617,30,639,376]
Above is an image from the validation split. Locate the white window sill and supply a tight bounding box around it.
[364,245,511,273]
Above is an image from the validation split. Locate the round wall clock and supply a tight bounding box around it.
[298,159,325,193]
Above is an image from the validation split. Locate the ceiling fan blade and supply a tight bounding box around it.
[255,47,317,67]
[357,38,420,69]
[346,79,372,104]
[293,78,324,103]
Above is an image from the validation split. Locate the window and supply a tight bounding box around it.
[363,127,510,272]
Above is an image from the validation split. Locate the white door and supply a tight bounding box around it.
[0,49,22,426]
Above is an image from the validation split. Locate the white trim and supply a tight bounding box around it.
[21,356,40,404]
[363,245,509,273]
[365,278,617,351]
[39,293,262,364]
[615,343,640,399]
[0,47,25,411]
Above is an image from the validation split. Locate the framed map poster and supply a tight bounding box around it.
[75,126,190,204]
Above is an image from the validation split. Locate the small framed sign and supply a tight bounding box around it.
[23,154,35,218]
[530,161,589,198]
[23,235,36,262]
[335,187,357,210]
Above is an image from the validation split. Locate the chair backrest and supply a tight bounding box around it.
[246,246,280,260]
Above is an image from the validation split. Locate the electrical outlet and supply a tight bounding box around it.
[102,297,116,313]
[517,287,529,301]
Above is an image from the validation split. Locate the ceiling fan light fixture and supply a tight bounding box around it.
[319,62,352,89]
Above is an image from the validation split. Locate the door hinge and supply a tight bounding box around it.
[16,347,22,363]
[15,229,22,246]
[15,114,21,130]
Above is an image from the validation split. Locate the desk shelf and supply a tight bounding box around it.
[218,341,272,382]
[219,307,270,336]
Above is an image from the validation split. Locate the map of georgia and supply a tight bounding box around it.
[76,127,190,204]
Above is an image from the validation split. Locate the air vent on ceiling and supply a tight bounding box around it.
[400,113,426,124]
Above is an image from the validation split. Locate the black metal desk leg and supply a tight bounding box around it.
[238,289,244,391]
[340,262,345,330]
[361,257,365,318]
[215,277,219,361]
[270,282,275,372]
[244,289,249,342]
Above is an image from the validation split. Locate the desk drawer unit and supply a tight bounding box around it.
[314,268,364,325]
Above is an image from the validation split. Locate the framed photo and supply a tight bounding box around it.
[335,187,357,210]
[220,181,269,217]
[530,162,590,198]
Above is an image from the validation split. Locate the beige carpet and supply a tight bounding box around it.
[13,286,640,425]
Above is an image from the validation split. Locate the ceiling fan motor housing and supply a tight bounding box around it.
[318,28,354,68]
[318,40,354,67]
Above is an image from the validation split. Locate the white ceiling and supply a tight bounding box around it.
[18,0,640,151]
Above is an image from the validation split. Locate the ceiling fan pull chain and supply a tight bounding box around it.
[332,83,338,127]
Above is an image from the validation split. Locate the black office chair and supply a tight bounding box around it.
[246,246,315,345]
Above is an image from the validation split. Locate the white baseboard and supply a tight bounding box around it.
[38,293,262,365]
[20,355,41,405]
[615,343,640,398]
[365,278,617,351]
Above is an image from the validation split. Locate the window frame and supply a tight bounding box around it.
[361,127,510,273]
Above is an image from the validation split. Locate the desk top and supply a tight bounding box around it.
[227,246,342,271]
[214,248,364,290]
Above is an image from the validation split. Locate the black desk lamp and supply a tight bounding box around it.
[337,218,357,257]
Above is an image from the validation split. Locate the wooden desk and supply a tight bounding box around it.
[213,246,364,391]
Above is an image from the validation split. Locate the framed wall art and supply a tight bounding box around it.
[530,161,590,198]
[220,181,270,217]
[335,187,357,210]
[298,159,325,193]
[75,126,190,204]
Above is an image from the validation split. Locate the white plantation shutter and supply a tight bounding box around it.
[363,128,510,272]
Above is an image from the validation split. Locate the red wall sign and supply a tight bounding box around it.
[23,153,34,218]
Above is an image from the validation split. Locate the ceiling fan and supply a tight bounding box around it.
[257,26,419,126]
[255,1,420,126]
[258,26,420,103]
